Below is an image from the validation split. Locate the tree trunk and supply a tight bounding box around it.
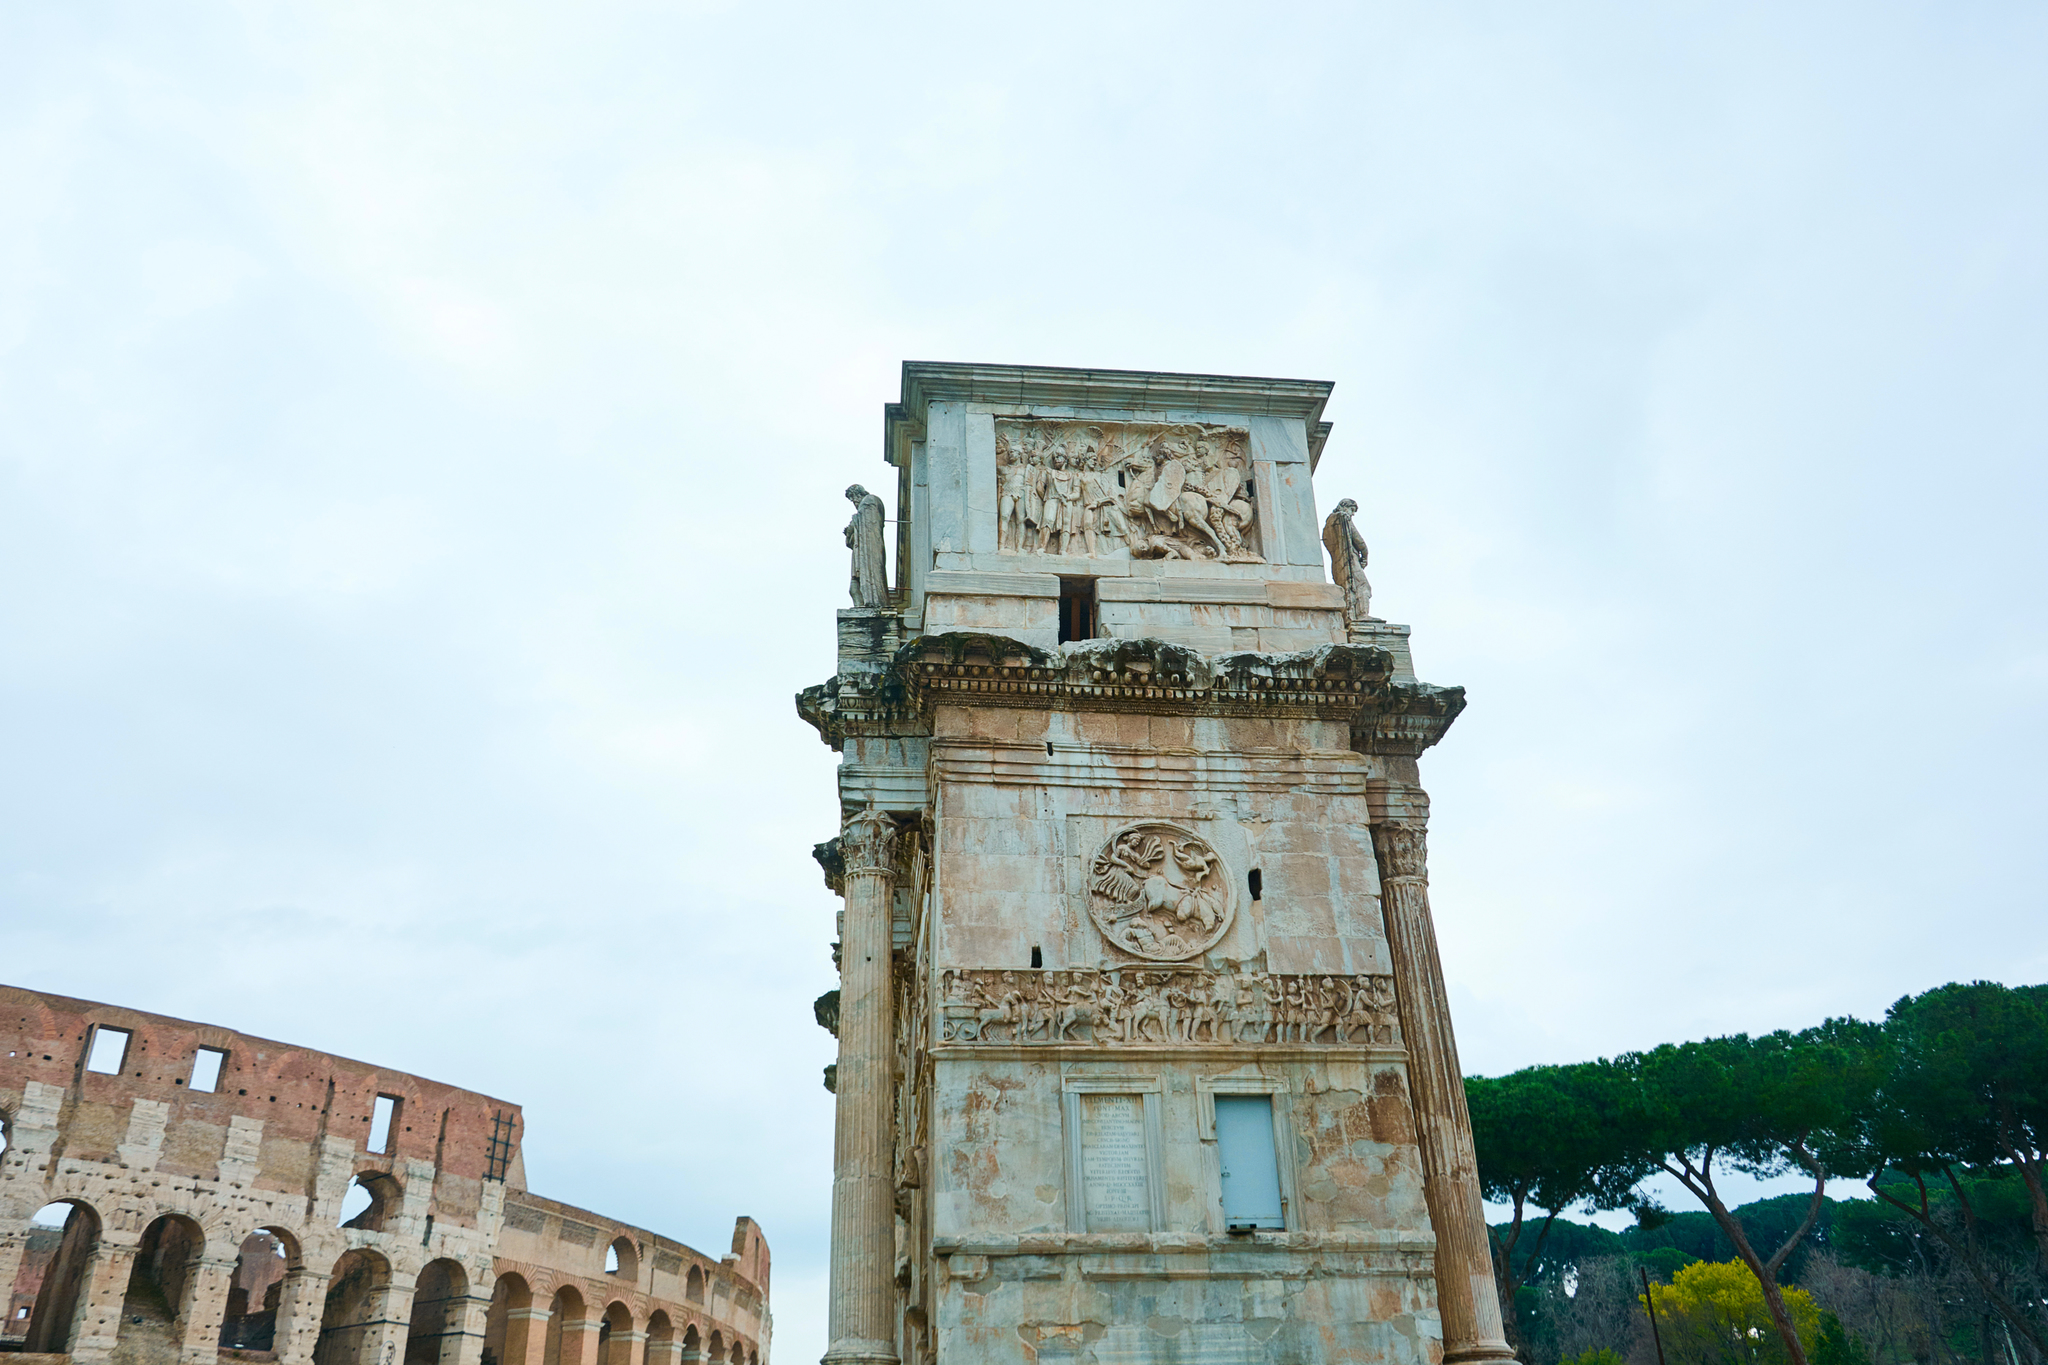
[1668,1161,1815,1365]
[1994,1123,2048,1274]
[1867,1170,2048,1360]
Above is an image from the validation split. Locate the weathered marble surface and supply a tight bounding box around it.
[805,363,1511,1365]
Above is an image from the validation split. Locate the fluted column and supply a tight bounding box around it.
[823,808,900,1365]
[1367,781,1515,1365]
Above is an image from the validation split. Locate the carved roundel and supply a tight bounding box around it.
[1085,821,1236,961]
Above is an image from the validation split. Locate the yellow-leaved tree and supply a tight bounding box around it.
[1646,1261,1821,1365]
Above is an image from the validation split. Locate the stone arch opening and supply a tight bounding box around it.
[683,1266,703,1304]
[219,1228,294,1352]
[403,1258,469,1365]
[643,1311,674,1365]
[481,1272,531,1365]
[313,1248,392,1365]
[114,1212,206,1365]
[338,1173,402,1230]
[705,1330,722,1365]
[603,1237,637,1280]
[597,1302,633,1365]
[21,1200,99,1354]
[678,1323,701,1365]
[541,1285,585,1365]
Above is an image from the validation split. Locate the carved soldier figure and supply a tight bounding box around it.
[844,483,889,608]
[1322,497,1371,620]
[1077,447,1124,556]
[1037,449,1079,554]
[1150,438,1228,558]
[1022,441,1049,542]
[997,438,1030,552]
[1205,447,1259,562]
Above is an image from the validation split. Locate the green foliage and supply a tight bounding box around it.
[1469,1060,1647,1220]
[1469,979,2048,1364]
[1809,1313,1871,1365]
[1636,1245,1695,1284]
[1627,1019,1884,1186]
[1875,981,2048,1175]
[1559,1350,1625,1365]
[1834,1170,2038,1274]
[1621,1194,1842,1282]
[1646,1260,1820,1365]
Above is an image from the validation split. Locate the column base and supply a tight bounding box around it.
[1442,1344,1519,1365]
[822,1337,899,1365]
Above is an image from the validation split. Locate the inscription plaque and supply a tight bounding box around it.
[1079,1093,1152,1232]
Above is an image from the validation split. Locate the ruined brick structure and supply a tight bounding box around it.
[801,363,1514,1365]
[0,988,769,1365]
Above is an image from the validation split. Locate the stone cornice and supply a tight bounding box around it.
[884,361,1334,469]
[796,631,1464,756]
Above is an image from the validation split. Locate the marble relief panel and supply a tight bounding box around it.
[994,419,1262,563]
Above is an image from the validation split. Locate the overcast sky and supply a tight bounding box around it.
[4,3,2045,1357]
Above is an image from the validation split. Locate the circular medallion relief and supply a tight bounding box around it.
[1086,821,1236,961]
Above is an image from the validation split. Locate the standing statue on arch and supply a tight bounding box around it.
[1322,497,1372,621]
[844,484,890,608]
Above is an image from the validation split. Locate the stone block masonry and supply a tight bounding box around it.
[801,362,1515,1365]
[0,987,769,1365]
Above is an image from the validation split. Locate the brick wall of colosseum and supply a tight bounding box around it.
[0,986,768,1365]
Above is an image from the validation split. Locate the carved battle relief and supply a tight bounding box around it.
[1087,820,1235,960]
[937,968,1400,1047]
[994,419,1262,563]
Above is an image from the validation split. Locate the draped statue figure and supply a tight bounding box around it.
[844,484,889,608]
[1322,497,1371,620]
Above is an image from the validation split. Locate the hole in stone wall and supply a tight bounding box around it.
[338,1174,398,1230]
[369,1095,400,1154]
[1045,741,1054,757]
[1248,869,1262,901]
[189,1047,226,1093]
[85,1027,130,1075]
[1029,946,1043,969]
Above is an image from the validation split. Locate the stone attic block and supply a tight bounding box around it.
[805,363,1515,1365]
[0,987,772,1365]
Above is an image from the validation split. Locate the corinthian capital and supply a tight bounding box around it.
[1371,822,1430,883]
[839,807,900,877]
[1365,780,1431,882]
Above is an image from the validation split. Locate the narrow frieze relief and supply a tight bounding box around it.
[937,968,1400,1047]
[995,419,1261,563]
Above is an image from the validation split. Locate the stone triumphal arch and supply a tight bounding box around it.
[803,363,1514,1365]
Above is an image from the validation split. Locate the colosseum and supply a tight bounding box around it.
[0,987,770,1365]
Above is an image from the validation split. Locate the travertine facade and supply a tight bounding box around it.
[0,988,769,1365]
[800,363,1512,1365]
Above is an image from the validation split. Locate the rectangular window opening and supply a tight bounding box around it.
[1029,946,1043,969]
[1247,869,1263,901]
[85,1027,131,1075]
[369,1094,400,1154]
[189,1047,227,1093]
[1215,1095,1285,1231]
[1057,578,1097,644]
